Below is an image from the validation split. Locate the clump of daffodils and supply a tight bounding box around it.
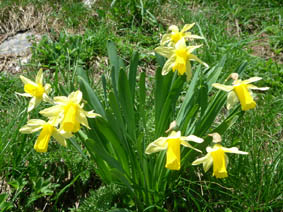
[155,23,208,81]
[212,73,269,111]
[192,133,248,178]
[19,70,100,153]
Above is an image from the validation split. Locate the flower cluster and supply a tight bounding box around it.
[19,70,100,152]
[145,24,270,178]
[155,23,208,81]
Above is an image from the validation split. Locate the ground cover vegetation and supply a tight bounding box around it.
[0,0,282,211]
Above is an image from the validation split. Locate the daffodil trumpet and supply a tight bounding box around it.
[39,90,101,133]
[18,69,52,112]
[19,119,72,153]
[212,73,269,111]
[145,131,203,170]
[155,38,208,81]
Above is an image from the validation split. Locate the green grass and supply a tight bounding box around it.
[0,0,282,211]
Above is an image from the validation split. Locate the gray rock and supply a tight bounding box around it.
[0,32,40,56]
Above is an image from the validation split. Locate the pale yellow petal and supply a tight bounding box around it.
[227,91,239,110]
[247,84,269,91]
[181,135,204,143]
[16,92,32,97]
[242,77,262,84]
[184,33,204,40]
[40,105,63,117]
[59,130,73,139]
[35,69,43,84]
[187,45,202,53]
[155,46,174,58]
[180,140,202,152]
[20,75,36,86]
[68,90,82,104]
[34,97,42,107]
[44,84,52,94]
[212,83,234,92]
[168,130,181,139]
[169,25,179,32]
[28,97,36,112]
[85,110,101,118]
[20,119,45,133]
[192,153,213,172]
[203,153,213,172]
[42,93,53,104]
[222,147,248,155]
[162,56,175,75]
[52,129,67,147]
[78,110,89,129]
[175,38,186,49]
[187,54,209,68]
[206,146,215,153]
[145,137,168,154]
[160,34,171,46]
[181,23,195,32]
[53,96,68,104]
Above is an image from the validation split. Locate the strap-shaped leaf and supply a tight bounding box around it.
[85,137,128,179]
[176,67,200,125]
[139,71,146,131]
[94,117,130,174]
[107,41,125,94]
[129,51,139,101]
[118,69,136,140]
[78,70,106,118]
[206,55,226,91]
[155,75,185,137]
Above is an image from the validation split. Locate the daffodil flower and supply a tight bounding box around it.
[18,69,52,112]
[160,23,204,46]
[192,143,248,178]
[155,38,209,81]
[212,73,269,111]
[19,119,72,153]
[145,131,203,170]
[39,90,100,133]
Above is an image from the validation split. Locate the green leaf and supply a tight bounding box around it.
[84,137,127,178]
[118,69,136,140]
[139,71,146,131]
[155,75,185,137]
[206,55,226,91]
[176,68,200,126]
[107,41,125,94]
[78,74,106,118]
[129,51,139,100]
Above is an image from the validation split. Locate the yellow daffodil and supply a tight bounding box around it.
[160,23,204,46]
[19,69,52,112]
[192,133,248,178]
[155,38,209,81]
[20,119,72,153]
[212,73,269,111]
[39,90,100,133]
[145,131,203,170]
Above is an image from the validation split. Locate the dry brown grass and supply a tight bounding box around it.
[0,4,61,43]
